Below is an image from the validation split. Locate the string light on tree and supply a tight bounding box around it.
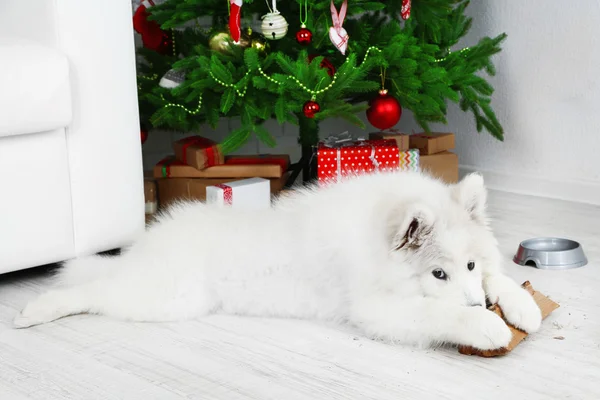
[296,0,312,45]
[261,0,288,40]
[163,47,383,123]
[366,68,402,130]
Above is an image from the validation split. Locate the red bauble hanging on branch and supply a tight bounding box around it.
[366,90,402,130]
[303,100,321,118]
[297,0,312,45]
[296,27,313,45]
[133,0,172,54]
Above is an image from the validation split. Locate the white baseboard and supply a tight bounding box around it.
[459,165,600,207]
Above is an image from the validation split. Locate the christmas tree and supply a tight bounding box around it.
[135,0,506,156]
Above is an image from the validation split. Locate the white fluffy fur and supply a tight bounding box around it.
[15,171,542,350]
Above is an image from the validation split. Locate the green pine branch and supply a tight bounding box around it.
[135,0,507,152]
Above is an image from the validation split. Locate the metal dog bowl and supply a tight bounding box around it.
[514,237,588,270]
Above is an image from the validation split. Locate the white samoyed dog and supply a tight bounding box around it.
[15,171,541,350]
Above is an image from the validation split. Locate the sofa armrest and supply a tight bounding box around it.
[57,0,145,255]
[1,0,145,259]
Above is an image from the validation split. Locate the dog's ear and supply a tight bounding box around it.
[453,172,487,223]
[390,205,436,251]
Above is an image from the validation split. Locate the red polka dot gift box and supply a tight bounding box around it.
[317,133,419,186]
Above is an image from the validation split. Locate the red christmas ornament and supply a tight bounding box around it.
[308,54,336,77]
[366,90,402,130]
[296,27,313,45]
[133,0,173,54]
[141,128,149,145]
[303,100,321,118]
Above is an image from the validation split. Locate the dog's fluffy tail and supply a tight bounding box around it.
[14,255,124,328]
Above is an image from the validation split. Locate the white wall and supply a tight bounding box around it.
[141,0,600,205]
[404,0,600,205]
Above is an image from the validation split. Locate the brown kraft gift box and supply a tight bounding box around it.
[154,155,290,179]
[410,132,455,155]
[157,173,289,209]
[173,136,224,170]
[144,178,157,210]
[419,151,459,184]
[368,131,409,151]
[144,177,157,224]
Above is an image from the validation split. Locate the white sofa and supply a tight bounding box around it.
[0,0,145,274]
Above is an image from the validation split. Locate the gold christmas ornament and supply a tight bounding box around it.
[209,29,269,55]
[249,32,269,53]
[208,31,251,53]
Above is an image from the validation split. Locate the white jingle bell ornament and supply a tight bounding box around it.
[261,0,288,40]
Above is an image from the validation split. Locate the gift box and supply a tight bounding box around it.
[144,177,158,224]
[206,178,271,210]
[369,131,409,151]
[317,134,418,185]
[144,178,157,215]
[157,173,289,209]
[173,135,224,170]
[317,138,399,184]
[154,154,290,179]
[399,149,420,171]
[420,151,459,183]
[409,132,455,155]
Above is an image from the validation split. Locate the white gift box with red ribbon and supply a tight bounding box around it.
[206,178,271,210]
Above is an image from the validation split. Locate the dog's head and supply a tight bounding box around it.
[387,173,496,307]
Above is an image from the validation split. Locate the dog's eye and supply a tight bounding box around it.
[432,268,447,280]
[468,261,475,271]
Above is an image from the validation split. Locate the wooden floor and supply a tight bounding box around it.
[1,190,599,400]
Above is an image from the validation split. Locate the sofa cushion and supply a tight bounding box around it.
[0,38,72,137]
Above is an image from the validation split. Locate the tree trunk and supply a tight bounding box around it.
[298,115,319,182]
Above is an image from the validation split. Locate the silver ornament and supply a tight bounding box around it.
[261,12,288,40]
[159,69,186,89]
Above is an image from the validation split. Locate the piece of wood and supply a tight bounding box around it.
[458,281,560,357]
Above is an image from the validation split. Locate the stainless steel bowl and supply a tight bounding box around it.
[514,237,588,270]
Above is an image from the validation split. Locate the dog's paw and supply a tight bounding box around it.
[14,308,45,329]
[484,275,542,333]
[460,307,513,350]
[13,312,41,329]
[13,295,59,329]
[497,288,542,333]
